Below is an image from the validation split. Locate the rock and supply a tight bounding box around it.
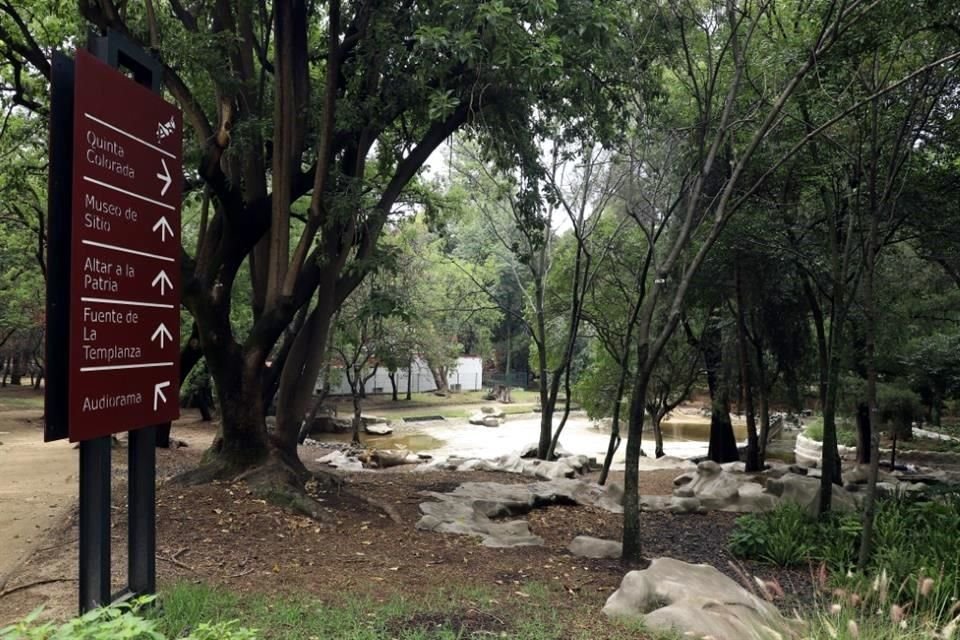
[364,423,393,435]
[765,473,858,514]
[416,479,624,547]
[468,413,487,425]
[603,557,790,640]
[697,460,722,474]
[669,496,703,513]
[677,464,742,509]
[482,416,501,427]
[370,450,420,468]
[569,536,621,559]
[315,450,363,472]
[721,461,746,473]
[518,443,571,459]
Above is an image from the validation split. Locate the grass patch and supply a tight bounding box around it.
[152,581,676,640]
[154,581,637,640]
[804,417,858,447]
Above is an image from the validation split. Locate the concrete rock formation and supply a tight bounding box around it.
[603,557,791,640]
[416,479,624,547]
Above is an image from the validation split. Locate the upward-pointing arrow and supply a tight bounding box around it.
[151,322,172,349]
[156,158,172,197]
[153,381,171,411]
[151,270,172,296]
[152,216,173,242]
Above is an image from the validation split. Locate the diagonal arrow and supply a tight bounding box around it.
[153,381,171,411]
[151,215,173,242]
[150,322,172,349]
[156,158,172,197]
[151,270,172,296]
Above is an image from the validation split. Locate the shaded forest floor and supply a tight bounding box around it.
[0,397,816,637]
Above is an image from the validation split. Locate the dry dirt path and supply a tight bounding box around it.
[0,393,77,591]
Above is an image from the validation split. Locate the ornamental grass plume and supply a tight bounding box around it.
[847,619,860,638]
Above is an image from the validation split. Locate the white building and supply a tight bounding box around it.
[318,356,483,396]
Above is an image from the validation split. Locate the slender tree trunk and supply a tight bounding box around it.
[858,86,883,566]
[599,360,630,485]
[547,362,576,459]
[275,293,335,457]
[755,340,771,462]
[406,359,413,400]
[818,358,844,515]
[652,407,666,458]
[388,371,398,401]
[856,403,871,464]
[351,386,362,446]
[621,358,650,566]
[735,263,760,471]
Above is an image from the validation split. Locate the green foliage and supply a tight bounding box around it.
[0,597,255,640]
[729,503,817,566]
[876,385,923,439]
[805,418,858,448]
[731,494,960,619]
[155,581,587,640]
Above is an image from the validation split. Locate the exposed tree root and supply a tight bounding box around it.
[172,441,403,524]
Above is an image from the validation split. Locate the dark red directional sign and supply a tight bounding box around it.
[68,49,182,441]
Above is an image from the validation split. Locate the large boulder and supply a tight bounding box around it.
[603,557,791,640]
[765,473,858,514]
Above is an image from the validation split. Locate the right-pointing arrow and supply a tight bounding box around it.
[156,158,172,197]
[151,322,172,349]
[153,381,171,411]
[151,270,172,296]
[152,216,173,242]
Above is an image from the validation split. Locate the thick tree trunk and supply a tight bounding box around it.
[703,316,738,463]
[207,360,270,474]
[9,351,21,386]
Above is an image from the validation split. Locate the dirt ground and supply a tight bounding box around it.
[0,388,77,590]
[0,388,813,634]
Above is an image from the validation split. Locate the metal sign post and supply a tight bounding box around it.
[45,31,182,613]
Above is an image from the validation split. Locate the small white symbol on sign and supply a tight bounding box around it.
[152,215,173,242]
[157,158,172,197]
[151,269,172,296]
[157,116,176,143]
[153,381,171,411]
[150,322,172,349]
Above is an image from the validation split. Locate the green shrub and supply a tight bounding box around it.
[731,493,960,622]
[729,503,817,566]
[803,417,858,447]
[0,597,256,640]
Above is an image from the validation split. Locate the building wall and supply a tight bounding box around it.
[319,356,483,396]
